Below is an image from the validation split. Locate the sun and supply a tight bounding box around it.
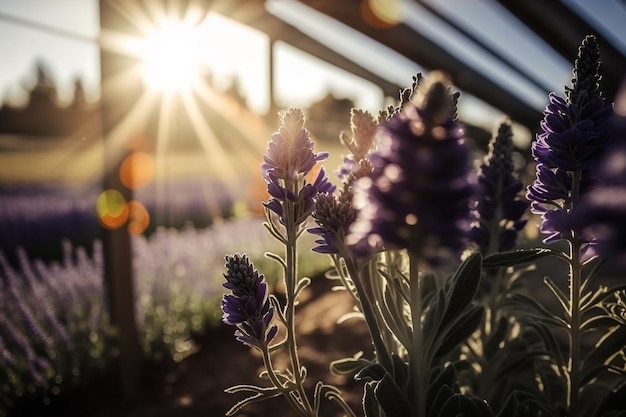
[139,18,204,93]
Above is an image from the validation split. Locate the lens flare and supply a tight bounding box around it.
[127,200,150,235]
[97,189,129,229]
[119,151,155,190]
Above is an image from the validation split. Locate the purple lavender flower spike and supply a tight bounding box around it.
[261,108,333,226]
[221,254,277,349]
[261,108,328,183]
[348,79,474,265]
[526,35,614,243]
[470,121,529,253]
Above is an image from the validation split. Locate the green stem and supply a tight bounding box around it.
[567,168,583,417]
[408,252,426,417]
[568,238,582,417]
[337,242,394,373]
[284,213,314,416]
[261,345,310,417]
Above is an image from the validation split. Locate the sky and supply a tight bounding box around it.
[1,0,625,132]
[0,0,384,114]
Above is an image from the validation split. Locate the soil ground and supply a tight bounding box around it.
[45,273,371,417]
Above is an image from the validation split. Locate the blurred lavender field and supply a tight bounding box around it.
[0,180,329,416]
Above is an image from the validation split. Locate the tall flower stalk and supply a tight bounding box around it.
[223,108,353,417]
[526,35,614,416]
[324,76,484,417]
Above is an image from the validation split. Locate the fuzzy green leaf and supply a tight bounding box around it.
[428,384,456,417]
[437,393,495,417]
[435,305,484,359]
[507,293,567,327]
[391,353,408,389]
[224,385,282,416]
[483,249,553,269]
[375,373,412,417]
[355,363,388,382]
[484,316,509,359]
[583,324,626,372]
[330,353,371,375]
[363,381,381,417]
[522,320,565,370]
[581,315,622,332]
[440,252,482,332]
[496,390,556,417]
[427,364,456,415]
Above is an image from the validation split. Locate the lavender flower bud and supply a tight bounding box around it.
[337,109,378,184]
[348,79,474,265]
[222,254,277,348]
[526,35,614,243]
[470,121,529,253]
[308,192,358,254]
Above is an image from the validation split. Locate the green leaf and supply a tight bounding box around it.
[581,315,622,332]
[375,373,412,417]
[363,381,381,417]
[391,353,408,389]
[428,384,456,417]
[435,305,484,359]
[594,384,626,417]
[224,385,282,416]
[494,350,552,381]
[483,248,553,269]
[496,390,556,417]
[522,320,565,371]
[355,363,388,382]
[440,252,482,332]
[330,353,371,375]
[437,393,495,417]
[543,276,569,313]
[506,293,567,327]
[583,324,626,372]
[423,289,447,355]
[427,364,456,415]
[484,316,509,359]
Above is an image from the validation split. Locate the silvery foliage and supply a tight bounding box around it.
[223,36,626,417]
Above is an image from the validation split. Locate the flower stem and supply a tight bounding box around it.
[285,215,314,416]
[408,252,426,417]
[567,237,582,417]
[337,243,394,373]
[261,344,311,417]
[567,168,583,417]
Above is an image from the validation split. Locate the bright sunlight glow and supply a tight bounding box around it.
[140,19,203,93]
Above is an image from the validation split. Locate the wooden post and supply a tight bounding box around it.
[98,0,143,400]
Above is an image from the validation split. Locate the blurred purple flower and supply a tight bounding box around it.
[222,254,278,348]
[526,35,614,243]
[470,121,529,253]
[571,142,626,264]
[348,80,474,265]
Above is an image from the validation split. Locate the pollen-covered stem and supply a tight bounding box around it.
[284,195,314,416]
[408,252,426,417]
[567,168,583,417]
